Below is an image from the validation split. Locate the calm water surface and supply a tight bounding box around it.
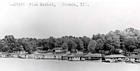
[0,58,139,71]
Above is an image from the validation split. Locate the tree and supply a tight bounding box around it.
[37,39,49,51]
[67,39,77,53]
[47,37,56,49]
[18,38,32,54]
[128,45,137,52]
[123,37,137,52]
[80,36,90,52]
[88,40,97,53]
[95,39,104,53]
[55,38,63,47]
[2,35,18,53]
[0,40,4,52]
[120,35,126,51]
[61,42,68,50]
[73,38,84,51]
[92,34,105,40]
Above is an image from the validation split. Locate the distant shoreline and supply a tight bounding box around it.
[0,28,140,64]
[0,53,139,64]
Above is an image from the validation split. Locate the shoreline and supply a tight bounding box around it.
[0,58,139,71]
[0,57,139,64]
[0,58,139,66]
[0,52,139,64]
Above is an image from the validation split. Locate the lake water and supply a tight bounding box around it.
[0,58,139,71]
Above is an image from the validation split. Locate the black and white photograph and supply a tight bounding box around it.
[0,0,140,71]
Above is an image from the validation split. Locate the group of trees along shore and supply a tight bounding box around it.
[0,27,140,54]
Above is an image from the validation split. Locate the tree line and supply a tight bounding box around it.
[0,28,140,54]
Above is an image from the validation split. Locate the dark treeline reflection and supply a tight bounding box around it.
[0,27,140,55]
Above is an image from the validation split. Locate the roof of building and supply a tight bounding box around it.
[84,53,102,57]
[64,53,84,57]
[126,52,139,54]
[0,52,9,55]
[128,54,140,58]
[105,54,126,58]
[52,47,63,50]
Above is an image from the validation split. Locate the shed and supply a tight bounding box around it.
[104,54,126,62]
[127,54,140,63]
[43,53,55,59]
[62,54,85,61]
[52,48,67,53]
[84,53,102,60]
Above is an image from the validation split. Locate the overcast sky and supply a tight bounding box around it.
[0,0,140,38]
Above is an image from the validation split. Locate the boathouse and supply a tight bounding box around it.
[62,54,85,61]
[127,54,140,63]
[104,54,126,62]
[84,53,102,60]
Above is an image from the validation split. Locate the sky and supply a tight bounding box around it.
[0,0,140,38]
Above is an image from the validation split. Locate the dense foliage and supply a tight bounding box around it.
[0,28,140,54]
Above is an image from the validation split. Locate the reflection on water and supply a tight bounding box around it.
[0,58,139,71]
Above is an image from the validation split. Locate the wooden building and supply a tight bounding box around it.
[84,53,102,60]
[43,53,55,59]
[127,54,140,63]
[62,54,85,61]
[103,54,126,62]
[52,48,67,54]
[0,52,10,58]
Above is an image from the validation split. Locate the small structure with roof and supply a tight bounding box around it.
[18,54,28,59]
[103,54,126,62]
[35,47,48,53]
[83,53,102,60]
[62,53,85,61]
[0,52,10,58]
[9,53,19,58]
[125,52,139,56]
[52,47,67,54]
[54,54,65,60]
[127,54,140,63]
[43,53,55,59]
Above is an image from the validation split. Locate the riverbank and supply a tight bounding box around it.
[0,53,140,63]
[0,58,139,71]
